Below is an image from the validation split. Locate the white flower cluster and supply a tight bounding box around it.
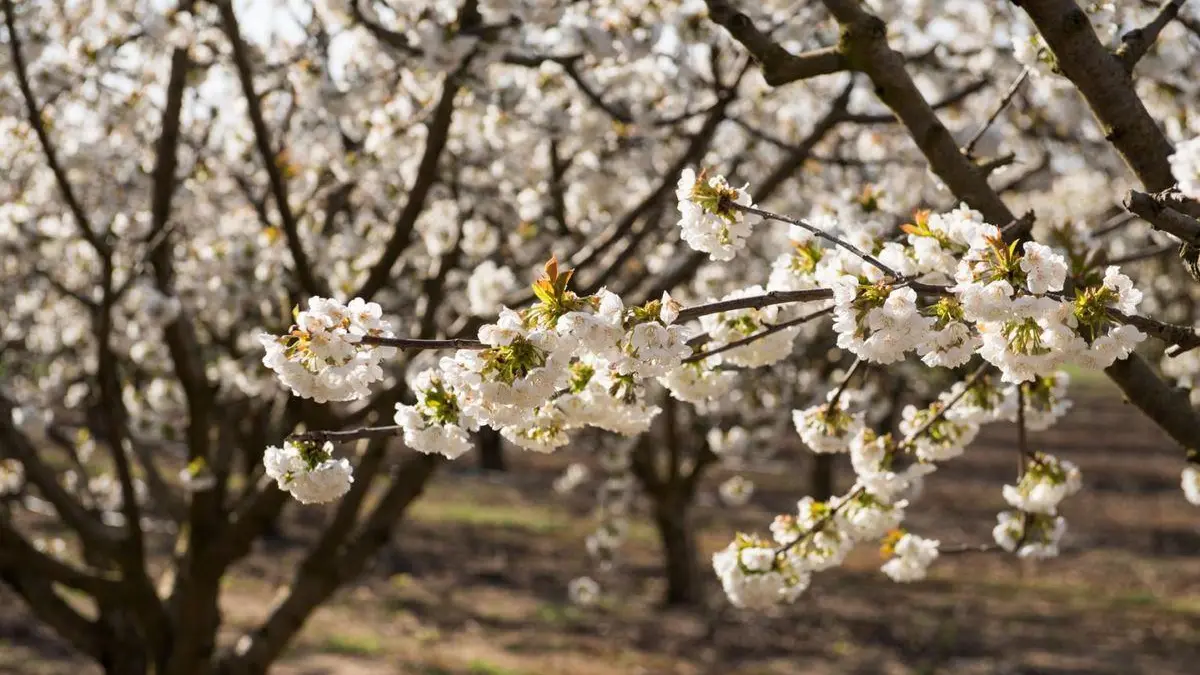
[1182,466,1200,506]
[712,534,810,609]
[1169,137,1200,199]
[993,511,1067,559]
[675,168,761,261]
[880,532,941,583]
[716,364,1082,608]
[802,200,1149,381]
[260,262,694,498]
[260,297,396,403]
[792,401,865,454]
[718,475,755,506]
[992,453,1082,557]
[658,358,737,404]
[1001,453,1082,515]
[1012,33,1055,77]
[393,369,479,460]
[0,459,24,496]
[567,576,601,606]
[263,441,354,504]
[254,170,1174,605]
[831,278,933,365]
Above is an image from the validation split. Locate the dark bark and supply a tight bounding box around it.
[477,426,507,472]
[809,454,836,501]
[653,494,702,606]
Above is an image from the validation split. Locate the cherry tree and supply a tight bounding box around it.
[3,0,1200,674]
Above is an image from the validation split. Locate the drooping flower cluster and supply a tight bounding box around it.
[993,511,1067,559]
[792,400,865,455]
[990,453,1082,556]
[880,531,941,583]
[712,533,811,609]
[260,259,692,493]
[263,441,354,504]
[393,370,478,460]
[715,375,1002,606]
[1001,453,1082,515]
[831,279,933,365]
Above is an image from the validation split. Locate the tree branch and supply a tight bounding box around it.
[220,453,441,674]
[705,0,849,85]
[1116,0,1189,71]
[2,0,107,254]
[1017,0,1177,191]
[961,68,1029,158]
[1106,354,1199,450]
[818,0,1014,224]
[353,71,461,301]
[288,424,405,445]
[841,76,991,125]
[217,0,328,297]
[1123,190,1200,246]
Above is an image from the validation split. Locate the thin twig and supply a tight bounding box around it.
[775,365,988,558]
[824,358,864,416]
[898,365,987,448]
[1103,244,1175,266]
[939,543,1000,555]
[288,425,405,444]
[1016,384,1028,477]
[675,288,835,324]
[962,67,1029,158]
[359,335,486,350]
[1093,211,1138,238]
[733,204,900,278]
[683,306,834,363]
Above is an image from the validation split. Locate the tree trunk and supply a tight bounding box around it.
[652,495,701,606]
[477,427,506,472]
[810,453,835,500]
[98,619,150,675]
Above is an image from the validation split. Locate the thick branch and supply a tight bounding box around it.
[0,518,122,598]
[1106,354,1199,450]
[1018,0,1177,191]
[817,0,1200,452]
[1124,190,1200,245]
[220,454,441,674]
[819,0,1014,224]
[705,0,849,85]
[0,567,106,661]
[354,73,460,300]
[1116,0,1189,71]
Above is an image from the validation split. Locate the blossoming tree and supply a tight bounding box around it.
[3,0,1200,673]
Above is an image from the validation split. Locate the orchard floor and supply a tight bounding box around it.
[4,374,1200,674]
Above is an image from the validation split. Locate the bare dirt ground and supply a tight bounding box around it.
[4,375,1200,674]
